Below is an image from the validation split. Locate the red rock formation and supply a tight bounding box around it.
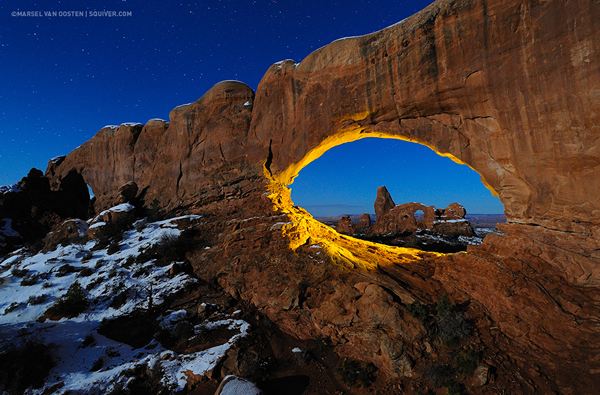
[42,0,600,392]
[374,186,396,221]
[357,213,372,232]
[336,215,356,235]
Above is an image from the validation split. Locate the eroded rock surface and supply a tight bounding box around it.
[41,0,600,393]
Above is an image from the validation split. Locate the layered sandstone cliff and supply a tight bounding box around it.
[42,0,600,392]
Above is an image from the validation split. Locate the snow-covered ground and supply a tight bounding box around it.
[0,213,250,394]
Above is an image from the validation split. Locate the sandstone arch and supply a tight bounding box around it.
[44,1,600,390]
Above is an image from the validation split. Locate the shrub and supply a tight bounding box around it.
[56,264,76,277]
[444,380,465,395]
[95,259,106,269]
[82,334,96,348]
[86,277,103,291]
[407,300,428,321]
[423,363,453,389]
[135,251,152,264]
[336,358,377,388]
[23,239,44,254]
[27,294,48,305]
[122,360,170,395]
[42,282,53,289]
[434,294,472,346]
[437,311,472,347]
[82,251,93,261]
[20,274,39,286]
[146,199,166,222]
[91,356,104,371]
[0,338,55,395]
[95,211,136,248]
[454,349,480,376]
[147,229,198,266]
[10,268,28,278]
[107,241,121,255]
[110,290,129,309]
[3,302,23,315]
[45,281,89,318]
[77,267,95,278]
[436,294,453,316]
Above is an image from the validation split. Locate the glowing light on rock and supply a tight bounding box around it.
[260,113,500,269]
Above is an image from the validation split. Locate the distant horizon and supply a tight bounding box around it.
[291,138,506,217]
[312,212,507,219]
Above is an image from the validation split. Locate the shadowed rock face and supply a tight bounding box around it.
[45,0,600,392]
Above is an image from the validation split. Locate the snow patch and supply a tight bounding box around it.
[0,184,22,194]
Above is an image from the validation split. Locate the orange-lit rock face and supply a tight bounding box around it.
[252,0,600,233]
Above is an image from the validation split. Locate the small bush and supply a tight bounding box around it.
[122,360,170,395]
[436,294,454,316]
[437,311,472,347]
[336,358,377,388]
[454,349,480,376]
[407,300,428,321]
[147,229,198,266]
[82,334,96,348]
[423,363,453,389]
[95,259,105,269]
[110,291,129,309]
[27,294,48,305]
[95,211,136,248]
[132,266,151,278]
[56,264,76,277]
[135,251,152,264]
[78,267,95,278]
[11,268,29,278]
[3,302,23,315]
[45,281,89,318]
[86,277,103,291]
[82,251,93,261]
[20,274,39,286]
[0,338,55,394]
[444,380,465,395]
[146,199,166,222]
[23,239,44,254]
[108,267,118,278]
[90,356,104,371]
[107,241,121,255]
[123,255,136,268]
[42,282,53,289]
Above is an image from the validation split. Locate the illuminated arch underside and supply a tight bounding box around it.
[264,117,500,270]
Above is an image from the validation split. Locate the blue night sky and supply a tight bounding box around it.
[0,0,504,215]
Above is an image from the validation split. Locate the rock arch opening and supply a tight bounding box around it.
[289,138,504,253]
[264,133,505,267]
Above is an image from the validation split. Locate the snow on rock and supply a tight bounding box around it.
[0,218,20,238]
[90,203,136,225]
[0,183,22,194]
[0,210,247,394]
[216,375,263,395]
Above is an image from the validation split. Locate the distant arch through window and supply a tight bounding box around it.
[290,137,504,219]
